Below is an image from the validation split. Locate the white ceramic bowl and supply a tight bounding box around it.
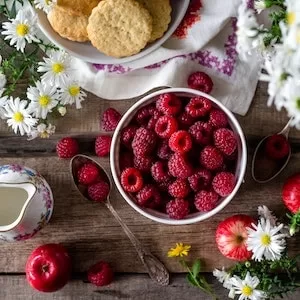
[110,88,247,225]
[35,0,190,64]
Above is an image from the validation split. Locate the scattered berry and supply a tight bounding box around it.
[155,115,178,138]
[200,146,224,170]
[132,127,156,157]
[188,169,212,192]
[56,137,79,158]
[119,152,134,171]
[189,121,212,145]
[88,181,110,202]
[187,72,213,94]
[185,97,211,118]
[209,109,228,128]
[156,93,182,115]
[168,130,192,153]
[166,198,189,219]
[134,156,153,173]
[151,161,170,182]
[157,139,172,160]
[136,184,161,208]
[194,190,219,212]
[168,179,190,198]
[135,104,157,125]
[121,125,138,148]
[88,261,113,287]
[101,108,121,131]
[168,153,193,179]
[77,163,100,185]
[265,134,290,160]
[95,135,112,157]
[121,168,144,193]
[212,172,235,197]
[214,128,237,156]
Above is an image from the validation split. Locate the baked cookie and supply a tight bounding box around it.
[87,0,153,58]
[48,5,89,42]
[136,0,171,42]
[56,0,100,16]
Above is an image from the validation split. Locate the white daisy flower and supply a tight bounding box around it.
[254,0,267,14]
[213,268,232,289]
[3,97,38,136]
[285,0,300,26]
[229,272,267,300]
[33,0,57,14]
[37,50,73,87]
[27,81,59,119]
[246,218,287,261]
[0,89,8,119]
[58,106,67,116]
[58,80,86,109]
[1,9,39,53]
[27,123,56,140]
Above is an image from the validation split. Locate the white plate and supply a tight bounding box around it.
[36,0,190,64]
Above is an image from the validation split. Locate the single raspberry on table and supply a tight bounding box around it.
[154,115,178,138]
[101,108,121,131]
[187,72,214,94]
[213,128,237,156]
[120,125,138,148]
[265,134,290,160]
[157,139,172,160]
[168,130,192,154]
[189,121,212,145]
[209,109,228,128]
[168,153,193,179]
[212,171,235,197]
[188,169,212,192]
[194,190,219,212]
[136,184,161,208]
[200,146,224,170]
[132,127,156,157]
[168,179,190,198]
[134,156,153,173]
[77,163,100,185]
[119,152,134,171]
[185,97,212,118]
[56,137,79,158]
[88,261,113,287]
[166,198,190,219]
[88,181,110,202]
[151,161,170,182]
[95,135,112,157]
[120,167,144,193]
[135,104,157,125]
[156,93,182,115]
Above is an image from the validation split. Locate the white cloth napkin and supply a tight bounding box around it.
[72,0,261,116]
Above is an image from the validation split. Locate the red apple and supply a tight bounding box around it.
[26,244,72,292]
[215,214,255,261]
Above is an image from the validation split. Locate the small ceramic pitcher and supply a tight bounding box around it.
[0,164,53,242]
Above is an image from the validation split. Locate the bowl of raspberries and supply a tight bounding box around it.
[110,88,247,225]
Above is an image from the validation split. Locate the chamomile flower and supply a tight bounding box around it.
[37,50,73,86]
[27,81,59,119]
[33,0,57,14]
[1,9,39,53]
[3,97,38,136]
[27,123,56,140]
[213,268,232,289]
[229,272,267,300]
[167,243,191,257]
[254,0,267,14]
[58,80,87,109]
[246,218,287,261]
[285,0,300,26]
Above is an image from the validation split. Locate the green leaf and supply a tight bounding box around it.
[186,273,198,287]
[192,259,201,278]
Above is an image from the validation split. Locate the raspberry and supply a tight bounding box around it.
[156,93,182,115]
[187,72,214,94]
[168,130,192,153]
[136,184,161,208]
[56,137,79,158]
[200,146,224,170]
[265,134,290,160]
[168,179,190,198]
[166,198,189,219]
[134,156,153,172]
[185,97,212,118]
[121,168,144,193]
[189,121,212,145]
[135,104,157,125]
[147,110,162,130]
[87,261,113,287]
[178,112,195,128]
[194,190,219,212]
[157,139,172,160]
[88,181,110,202]
[77,163,100,185]
[154,115,178,138]
[121,125,138,148]
[212,172,235,197]
[101,108,121,131]
[209,109,228,128]
[188,169,212,192]
[132,127,156,157]
[119,152,134,171]
[95,135,112,157]
[214,128,237,156]
[168,153,193,178]
[157,179,173,192]
[151,161,170,182]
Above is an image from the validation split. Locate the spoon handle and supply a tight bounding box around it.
[105,200,170,286]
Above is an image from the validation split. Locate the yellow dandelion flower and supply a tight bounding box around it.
[167,243,191,257]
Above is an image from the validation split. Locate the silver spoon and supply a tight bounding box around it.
[70,154,170,286]
[251,118,292,183]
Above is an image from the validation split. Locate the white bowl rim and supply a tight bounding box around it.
[110,88,247,225]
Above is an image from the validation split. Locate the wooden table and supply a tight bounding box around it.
[1,82,300,299]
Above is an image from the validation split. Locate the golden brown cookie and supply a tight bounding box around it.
[87,0,153,58]
[136,0,171,42]
[48,5,89,42]
[57,0,100,16]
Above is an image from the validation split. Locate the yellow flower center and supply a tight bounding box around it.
[68,85,80,97]
[13,112,24,122]
[261,234,271,246]
[39,95,50,107]
[16,23,29,37]
[52,63,64,74]
[287,12,296,25]
[45,0,50,4]
[242,285,253,297]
